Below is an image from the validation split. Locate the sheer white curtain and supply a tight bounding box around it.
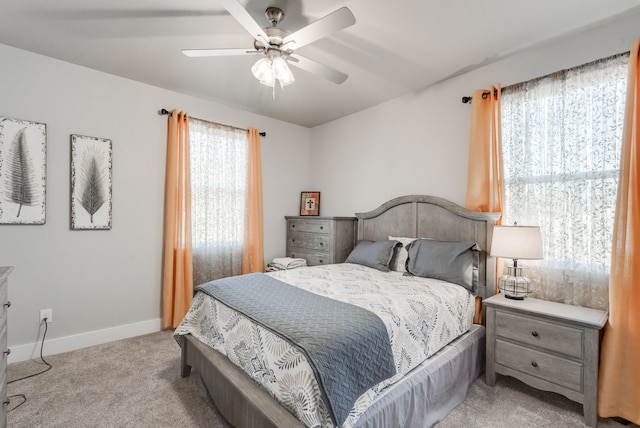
[189,118,249,285]
[501,53,628,310]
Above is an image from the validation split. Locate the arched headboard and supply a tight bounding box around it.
[355,195,501,299]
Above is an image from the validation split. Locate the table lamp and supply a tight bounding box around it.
[490,224,543,299]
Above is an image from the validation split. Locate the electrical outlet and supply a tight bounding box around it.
[39,308,52,323]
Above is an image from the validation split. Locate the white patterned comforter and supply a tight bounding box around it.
[175,263,475,428]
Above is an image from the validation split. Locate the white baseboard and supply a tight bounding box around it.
[8,318,163,364]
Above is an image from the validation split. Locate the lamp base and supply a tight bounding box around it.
[498,265,532,300]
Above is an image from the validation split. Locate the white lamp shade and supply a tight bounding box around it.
[490,225,543,260]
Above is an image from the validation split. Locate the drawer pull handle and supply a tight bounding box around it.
[4,348,10,356]
[319,260,324,264]
[531,331,539,337]
[292,225,295,228]
[3,399,9,406]
[320,243,324,246]
[292,239,295,242]
[320,226,324,230]
[4,301,10,308]
[531,361,538,368]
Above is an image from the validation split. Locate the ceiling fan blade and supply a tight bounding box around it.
[282,7,355,50]
[289,54,348,84]
[182,48,260,57]
[220,0,270,45]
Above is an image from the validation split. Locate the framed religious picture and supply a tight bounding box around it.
[70,134,112,230]
[299,191,320,216]
[0,116,47,224]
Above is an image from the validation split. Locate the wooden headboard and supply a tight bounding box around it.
[355,195,501,299]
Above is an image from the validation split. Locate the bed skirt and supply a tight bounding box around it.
[181,324,485,428]
[353,324,485,427]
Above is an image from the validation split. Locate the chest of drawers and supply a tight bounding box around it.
[484,294,607,427]
[285,216,357,266]
[0,267,12,428]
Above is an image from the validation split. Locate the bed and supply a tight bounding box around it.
[175,195,500,427]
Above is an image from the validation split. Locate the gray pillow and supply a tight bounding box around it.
[405,239,479,292]
[345,240,401,272]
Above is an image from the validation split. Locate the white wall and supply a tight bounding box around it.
[0,43,312,361]
[310,10,640,217]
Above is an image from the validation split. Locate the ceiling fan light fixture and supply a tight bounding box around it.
[272,56,295,87]
[260,73,276,88]
[251,52,295,89]
[251,57,272,81]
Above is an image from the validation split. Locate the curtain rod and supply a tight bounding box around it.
[461,50,630,104]
[158,108,266,137]
[461,88,499,104]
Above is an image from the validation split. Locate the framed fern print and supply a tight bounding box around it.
[70,134,112,230]
[0,116,47,225]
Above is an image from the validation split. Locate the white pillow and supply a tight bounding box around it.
[388,236,417,272]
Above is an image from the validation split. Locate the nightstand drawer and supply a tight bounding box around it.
[496,311,583,359]
[496,339,583,392]
[287,232,330,252]
[288,219,331,234]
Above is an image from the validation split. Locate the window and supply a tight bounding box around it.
[501,53,628,310]
[189,118,249,285]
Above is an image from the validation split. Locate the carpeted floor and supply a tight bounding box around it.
[6,330,638,428]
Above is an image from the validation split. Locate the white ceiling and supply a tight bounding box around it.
[1,0,639,127]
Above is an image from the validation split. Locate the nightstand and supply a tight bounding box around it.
[285,216,357,266]
[484,294,608,428]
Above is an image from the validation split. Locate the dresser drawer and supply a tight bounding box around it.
[496,311,583,359]
[288,219,331,234]
[0,325,6,358]
[0,369,4,400]
[286,250,330,266]
[287,232,330,252]
[0,285,6,326]
[0,380,5,417]
[0,284,6,308]
[496,339,583,392]
[0,308,5,335]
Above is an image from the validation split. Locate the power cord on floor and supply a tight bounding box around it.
[7,317,53,412]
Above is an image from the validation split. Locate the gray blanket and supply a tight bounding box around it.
[196,272,396,426]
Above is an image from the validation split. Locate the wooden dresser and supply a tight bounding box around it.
[0,266,12,428]
[285,216,357,266]
[484,294,608,428]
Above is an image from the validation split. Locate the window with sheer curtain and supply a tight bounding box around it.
[189,118,249,285]
[501,53,629,310]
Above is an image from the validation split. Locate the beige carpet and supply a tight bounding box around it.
[6,330,638,428]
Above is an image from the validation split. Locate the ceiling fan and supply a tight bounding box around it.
[182,0,356,89]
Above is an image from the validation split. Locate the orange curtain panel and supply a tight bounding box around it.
[464,86,503,323]
[598,40,640,424]
[464,86,504,215]
[241,128,265,274]
[162,110,194,329]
